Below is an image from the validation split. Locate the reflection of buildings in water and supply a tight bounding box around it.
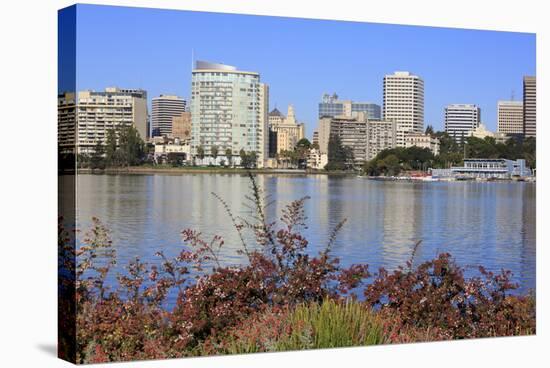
[380,182,423,267]
[493,184,525,271]
[77,175,152,262]
[520,184,536,291]
[449,183,495,265]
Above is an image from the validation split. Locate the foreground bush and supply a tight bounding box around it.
[58,173,536,363]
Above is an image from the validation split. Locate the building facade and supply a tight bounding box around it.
[404,132,440,156]
[268,105,305,154]
[171,111,192,141]
[383,71,424,146]
[365,119,397,160]
[444,104,480,143]
[523,76,536,138]
[151,95,187,137]
[190,61,269,167]
[450,158,531,179]
[58,87,148,154]
[328,113,368,164]
[497,101,524,135]
[318,93,381,120]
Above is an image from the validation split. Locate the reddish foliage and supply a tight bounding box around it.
[58,173,535,363]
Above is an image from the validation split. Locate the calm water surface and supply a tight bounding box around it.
[73,174,536,300]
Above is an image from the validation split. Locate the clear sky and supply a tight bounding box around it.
[70,4,536,138]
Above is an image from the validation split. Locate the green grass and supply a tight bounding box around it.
[207,299,387,355]
[277,299,386,350]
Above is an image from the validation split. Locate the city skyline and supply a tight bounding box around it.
[64,4,535,139]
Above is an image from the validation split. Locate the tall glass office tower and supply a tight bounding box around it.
[318,93,381,120]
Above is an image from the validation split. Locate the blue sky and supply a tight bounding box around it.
[69,4,535,138]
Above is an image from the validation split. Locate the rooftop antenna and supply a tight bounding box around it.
[191,48,195,71]
[511,89,515,101]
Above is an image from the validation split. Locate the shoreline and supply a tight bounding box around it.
[77,166,355,176]
[73,167,536,182]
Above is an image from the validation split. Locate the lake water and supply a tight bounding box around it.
[72,173,536,300]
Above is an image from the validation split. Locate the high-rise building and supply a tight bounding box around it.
[171,111,191,141]
[366,119,397,161]
[151,95,186,137]
[58,87,148,154]
[190,61,269,167]
[318,93,381,120]
[327,112,368,165]
[444,104,481,143]
[523,76,536,137]
[312,131,319,147]
[268,105,305,153]
[383,71,424,146]
[317,116,333,155]
[497,101,524,135]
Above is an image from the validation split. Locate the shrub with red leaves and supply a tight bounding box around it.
[58,173,535,364]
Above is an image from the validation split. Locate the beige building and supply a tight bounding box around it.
[268,105,305,154]
[404,132,440,156]
[151,95,186,137]
[383,71,424,146]
[468,123,508,144]
[366,119,398,160]
[523,76,536,137]
[328,113,368,164]
[317,116,332,155]
[172,112,191,141]
[497,101,524,135]
[58,92,77,154]
[58,87,148,154]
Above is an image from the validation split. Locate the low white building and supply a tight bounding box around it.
[154,142,190,163]
[404,132,440,156]
[307,148,328,170]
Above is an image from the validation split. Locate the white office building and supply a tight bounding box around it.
[190,61,269,167]
[383,71,424,146]
[444,104,481,143]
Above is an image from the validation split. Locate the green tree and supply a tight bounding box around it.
[295,138,312,150]
[90,141,106,169]
[105,128,118,166]
[239,149,257,168]
[117,125,145,166]
[381,154,401,176]
[325,135,352,171]
[425,125,435,136]
[197,145,205,161]
[225,147,233,166]
[211,145,219,161]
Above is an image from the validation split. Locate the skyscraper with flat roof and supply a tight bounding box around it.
[444,104,481,144]
[497,101,523,135]
[383,71,424,146]
[190,61,269,167]
[523,76,536,138]
[151,95,187,137]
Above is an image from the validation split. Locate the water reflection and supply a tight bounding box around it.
[76,174,536,294]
